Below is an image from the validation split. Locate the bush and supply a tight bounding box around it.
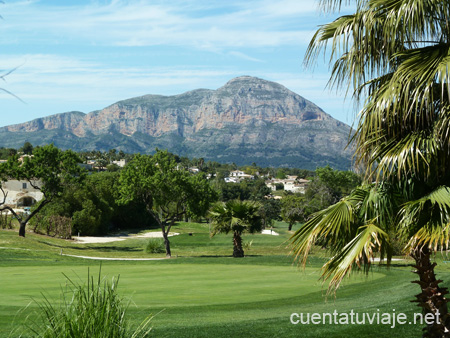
[20,268,152,338]
[145,238,165,254]
[32,214,72,239]
[72,199,104,236]
[243,240,253,251]
[0,210,13,229]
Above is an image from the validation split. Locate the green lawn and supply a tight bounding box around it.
[1,222,449,337]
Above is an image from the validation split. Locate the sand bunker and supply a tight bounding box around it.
[261,229,279,236]
[73,231,180,244]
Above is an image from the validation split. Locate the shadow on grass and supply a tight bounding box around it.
[189,254,263,258]
[37,240,142,253]
[37,240,65,248]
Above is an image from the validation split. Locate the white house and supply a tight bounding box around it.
[112,159,126,167]
[1,180,44,207]
[265,178,310,194]
[224,177,240,183]
[230,170,245,177]
[229,170,253,179]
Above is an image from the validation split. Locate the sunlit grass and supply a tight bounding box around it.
[1,222,445,337]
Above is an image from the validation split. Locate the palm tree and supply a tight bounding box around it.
[293,0,450,336]
[209,200,263,257]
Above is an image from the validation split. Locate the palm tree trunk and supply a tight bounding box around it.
[411,246,450,337]
[233,231,244,258]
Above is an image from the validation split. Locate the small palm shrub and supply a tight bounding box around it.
[22,268,152,338]
[145,238,165,254]
[243,240,253,251]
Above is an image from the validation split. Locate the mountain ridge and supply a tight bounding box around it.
[0,76,353,169]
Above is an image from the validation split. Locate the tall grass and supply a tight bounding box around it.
[145,238,165,254]
[20,267,152,338]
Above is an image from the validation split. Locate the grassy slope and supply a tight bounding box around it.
[1,222,450,337]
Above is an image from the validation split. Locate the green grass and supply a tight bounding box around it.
[1,222,449,337]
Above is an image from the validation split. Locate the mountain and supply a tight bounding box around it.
[0,76,354,169]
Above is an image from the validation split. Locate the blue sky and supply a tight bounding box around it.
[0,0,355,127]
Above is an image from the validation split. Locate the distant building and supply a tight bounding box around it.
[1,180,43,207]
[230,170,245,177]
[224,177,240,183]
[112,159,126,168]
[229,170,254,180]
[265,178,310,194]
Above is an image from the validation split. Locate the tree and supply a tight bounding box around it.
[314,166,361,198]
[219,182,251,201]
[106,163,121,172]
[304,166,361,212]
[281,194,306,231]
[293,1,450,336]
[275,169,287,179]
[259,198,281,229]
[0,144,85,237]
[21,141,33,155]
[118,150,217,257]
[209,200,263,257]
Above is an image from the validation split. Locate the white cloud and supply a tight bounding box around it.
[0,54,238,99]
[228,51,264,63]
[0,0,321,49]
[243,0,318,18]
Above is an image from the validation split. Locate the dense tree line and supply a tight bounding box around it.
[31,171,156,237]
[0,142,361,241]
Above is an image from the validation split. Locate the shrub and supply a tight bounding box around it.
[32,214,72,239]
[72,199,104,236]
[21,268,152,338]
[243,240,253,251]
[0,210,13,229]
[145,238,165,254]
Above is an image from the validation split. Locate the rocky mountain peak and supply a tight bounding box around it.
[0,76,353,169]
[218,76,290,97]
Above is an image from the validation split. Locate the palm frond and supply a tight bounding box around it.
[209,200,263,236]
[405,223,450,254]
[290,190,366,266]
[321,223,390,293]
[400,186,450,252]
[361,182,400,230]
[372,131,440,179]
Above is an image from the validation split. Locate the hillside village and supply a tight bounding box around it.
[225,170,309,195]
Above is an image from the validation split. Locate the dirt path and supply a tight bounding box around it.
[62,254,168,261]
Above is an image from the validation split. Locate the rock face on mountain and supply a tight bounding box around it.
[0,76,353,169]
